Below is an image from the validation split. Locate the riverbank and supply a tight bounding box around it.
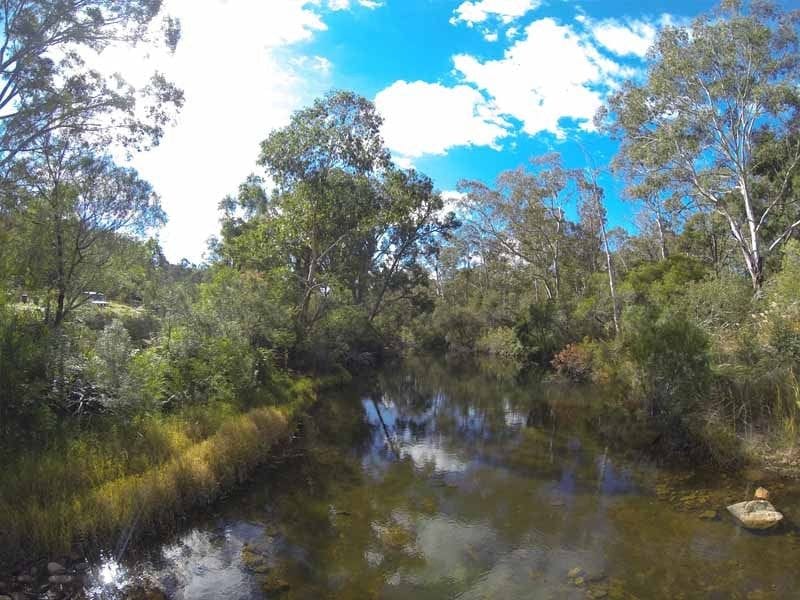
[0,375,319,572]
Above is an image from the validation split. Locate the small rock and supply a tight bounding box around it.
[47,562,66,575]
[699,510,719,520]
[73,562,90,572]
[573,576,585,586]
[15,574,33,584]
[48,574,73,585]
[0,595,11,600]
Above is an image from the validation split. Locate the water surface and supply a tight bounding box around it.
[90,358,800,599]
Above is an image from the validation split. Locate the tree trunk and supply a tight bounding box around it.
[53,221,66,327]
[655,214,667,261]
[601,220,620,336]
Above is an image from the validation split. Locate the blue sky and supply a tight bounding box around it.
[98,0,743,262]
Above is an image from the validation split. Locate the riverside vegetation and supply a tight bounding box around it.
[1,0,800,577]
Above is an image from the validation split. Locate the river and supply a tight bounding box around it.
[85,357,800,599]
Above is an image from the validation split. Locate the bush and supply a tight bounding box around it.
[476,326,523,359]
[432,303,483,353]
[514,301,566,366]
[551,341,593,382]
[88,319,133,393]
[301,305,383,372]
[623,307,711,418]
[0,304,50,436]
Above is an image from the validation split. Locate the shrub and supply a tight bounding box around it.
[432,303,483,353]
[551,341,593,382]
[476,326,523,359]
[623,306,711,418]
[88,319,133,393]
[0,303,50,436]
[514,301,566,366]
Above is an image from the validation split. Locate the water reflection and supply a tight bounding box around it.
[91,357,800,599]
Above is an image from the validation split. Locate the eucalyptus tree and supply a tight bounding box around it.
[0,0,183,171]
[367,168,458,321]
[459,153,574,301]
[578,171,620,335]
[257,90,390,335]
[11,135,164,326]
[600,0,800,290]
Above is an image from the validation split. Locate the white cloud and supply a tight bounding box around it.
[587,17,659,57]
[483,30,499,42]
[451,0,541,26]
[453,18,635,138]
[90,0,332,262]
[326,0,383,10]
[374,80,510,163]
[290,55,333,75]
[439,190,467,219]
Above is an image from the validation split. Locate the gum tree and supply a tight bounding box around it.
[601,0,800,290]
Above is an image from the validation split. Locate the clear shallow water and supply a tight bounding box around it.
[89,358,800,599]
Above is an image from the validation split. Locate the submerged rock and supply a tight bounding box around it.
[727,500,783,530]
[121,585,167,600]
[699,510,719,521]
[261,575,290,594]
[46,563,65,576]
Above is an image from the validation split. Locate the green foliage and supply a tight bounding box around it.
[621,255,709,308]
[88,319,133,394]
[514,302,566,366]
[768,240,800,311]
[622,307,711,417]
[432,303,483,353]
[0,302,50,435]
[763,240,800,364]
[602,0,800,288]
[675,273,753,330]
[476,326,523,359]
[301,305,383,371]
[0,0,183,168]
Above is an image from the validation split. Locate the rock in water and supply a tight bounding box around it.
[727,500,783,530]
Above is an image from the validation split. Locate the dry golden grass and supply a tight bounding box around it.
[0,378,315,564]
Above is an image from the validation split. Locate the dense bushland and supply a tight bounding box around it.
[1,0,799,567]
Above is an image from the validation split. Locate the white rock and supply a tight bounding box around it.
[727,500,783,530]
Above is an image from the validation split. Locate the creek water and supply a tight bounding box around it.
[87,357,800,599]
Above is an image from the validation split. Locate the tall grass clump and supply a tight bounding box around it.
[0,378,315,566]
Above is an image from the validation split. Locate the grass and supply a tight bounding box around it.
[0,377,316,566]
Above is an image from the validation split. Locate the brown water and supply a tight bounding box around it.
[87,357,800,599]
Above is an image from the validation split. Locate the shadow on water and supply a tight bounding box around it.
[85,356,800,599]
